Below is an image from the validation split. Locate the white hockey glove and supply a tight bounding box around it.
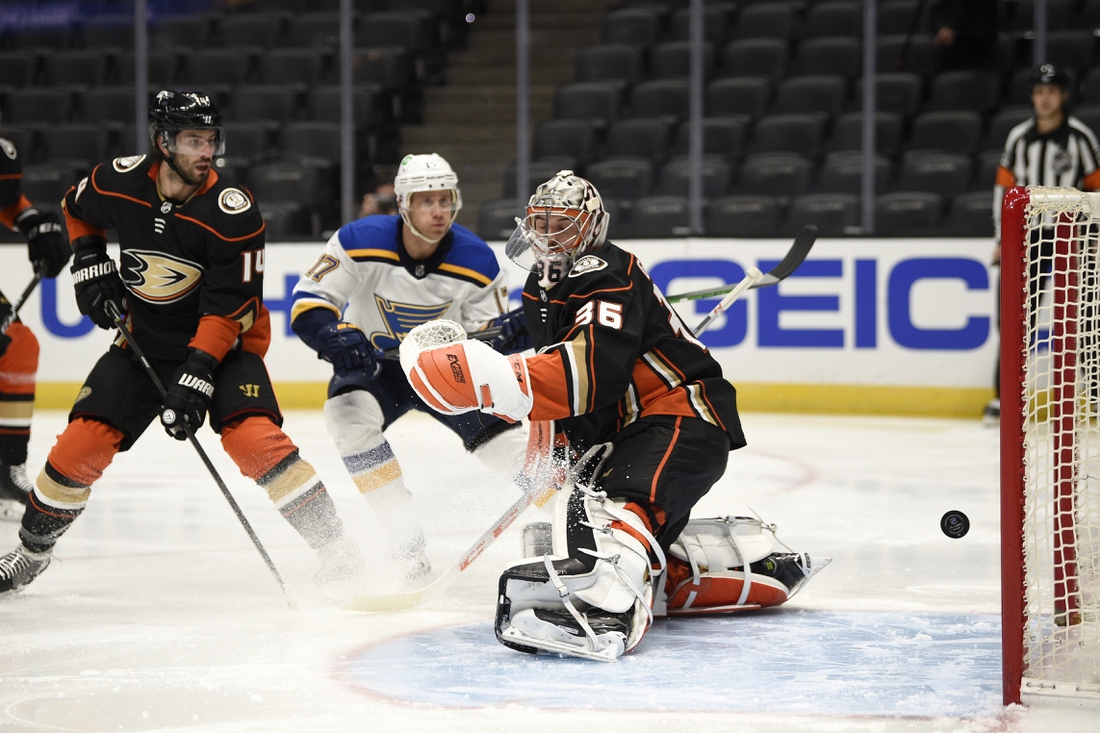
[401,320,533,423]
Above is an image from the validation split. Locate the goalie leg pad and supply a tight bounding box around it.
[494,480,664,660]
[663,516,828,614]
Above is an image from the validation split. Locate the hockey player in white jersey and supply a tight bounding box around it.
[290,154,528,580]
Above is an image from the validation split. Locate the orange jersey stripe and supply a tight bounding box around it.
[188,314,241,362]
[650,416,682,503]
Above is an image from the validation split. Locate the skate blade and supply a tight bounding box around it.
[498,625,622,662]
[666,602,762,616]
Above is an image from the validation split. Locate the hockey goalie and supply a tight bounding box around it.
[400,171,827,660]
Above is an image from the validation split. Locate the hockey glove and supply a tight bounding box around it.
[15,208,69,278]
[406,338,533,423]
[160,349,219,440]
[485,307,531,354]
[71,237,127,330]
[316,321,381,380]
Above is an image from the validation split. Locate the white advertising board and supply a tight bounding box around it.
[0,237,998,414]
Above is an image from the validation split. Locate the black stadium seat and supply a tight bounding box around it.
[627,79,691,120]
[737,153,814,200]
[896,152,974,197]
[533,119,599,168]
[586,157,654,202]
[750,115,827,157]
[905,111,983,155]
[573,44,645,84]
[815,152,893,194]
[624,195,691,237]
[554,82,624,125]
[705,195,782,236]
[787,193,860,236]
[604,118,674,162]
[719,38,788,80]
[657,155,733,198]
[706,77,771,119]
[477,198,524,241]
[772,76,847,117]
[670,117,748,161]
[875,192,942,234]
[601,9,664,48]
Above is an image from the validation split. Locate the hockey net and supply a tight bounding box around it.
[1001,186,1100,707]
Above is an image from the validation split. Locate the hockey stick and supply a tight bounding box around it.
[0,269,44,336]
[379,324,508,361]
[668,224,819,305]
[345,481,554,612]
[105,302,299,609]
[689,224,819,336]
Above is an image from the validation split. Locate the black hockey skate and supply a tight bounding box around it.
[750,552,823,599]
[0,545,51,594]
[0,463,31,521]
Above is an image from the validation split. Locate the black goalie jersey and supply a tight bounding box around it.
[62,155,270,364]
[522,242,746,453]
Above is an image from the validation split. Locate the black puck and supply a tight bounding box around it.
[940,510,970,539]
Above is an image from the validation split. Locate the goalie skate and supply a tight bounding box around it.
[499,605,632,662]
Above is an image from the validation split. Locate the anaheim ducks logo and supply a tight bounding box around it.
[113,155,146,173]
[568,255,607,277]
[0,138,16,160]
[121,250,204,304]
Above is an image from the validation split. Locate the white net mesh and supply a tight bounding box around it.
[1018,187,1100,699]
[398,319,468,376]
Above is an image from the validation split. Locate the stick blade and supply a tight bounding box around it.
[752,224,818,289]
[344,585,433,612]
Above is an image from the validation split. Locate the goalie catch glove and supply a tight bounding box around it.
[160,349,218,440]
[71,237,127,330]
[401,320,533,423]
[14,208,69,278]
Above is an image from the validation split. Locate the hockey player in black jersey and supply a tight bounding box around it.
[400,171,825,659]
[0,90,361,595]
[0,130,71,521]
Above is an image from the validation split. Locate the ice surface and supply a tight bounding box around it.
[1,410,1097,732]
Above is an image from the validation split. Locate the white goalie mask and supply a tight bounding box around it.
[505,170,609,288]
[393,153,463,244]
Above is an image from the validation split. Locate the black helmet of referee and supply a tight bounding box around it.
[148,89,225,157]
[1032,63,1070,90]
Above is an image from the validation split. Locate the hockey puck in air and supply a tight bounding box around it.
[940,510,970,539]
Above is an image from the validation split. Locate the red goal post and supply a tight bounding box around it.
[1001,185,1100,708]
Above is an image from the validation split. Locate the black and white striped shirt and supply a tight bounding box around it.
[994,115,1100,239]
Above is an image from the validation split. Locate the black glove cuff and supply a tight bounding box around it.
[185,348,220,373]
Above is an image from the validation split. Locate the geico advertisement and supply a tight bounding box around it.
[0,238,998,388]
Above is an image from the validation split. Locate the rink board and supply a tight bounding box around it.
[344,611,1001,715]
[0,237,998,416]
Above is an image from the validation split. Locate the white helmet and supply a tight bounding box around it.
[393,153,462,243]
[505,170,609,288]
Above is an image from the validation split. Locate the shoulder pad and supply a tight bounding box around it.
[568,255,608,277]
[112,155,147,173]
[217,187,253,215]
[0,138,16,160]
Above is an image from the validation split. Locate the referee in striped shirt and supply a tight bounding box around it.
[986,63,1100,423]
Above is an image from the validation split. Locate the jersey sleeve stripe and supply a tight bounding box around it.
[290,297,341,323]
[686,383,720,427]
[90,169,153,209]
[526,350,576,421]
[649,416,682,503]
[436,262,494,286]
[344,248,400,263]
[174,212,264,242]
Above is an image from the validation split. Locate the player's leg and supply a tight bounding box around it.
[1,348,159,593]
[0,322,38,519]
[213,351,362,583]
[495,416,731,659]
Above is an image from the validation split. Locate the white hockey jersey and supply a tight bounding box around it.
[290,215,508,350]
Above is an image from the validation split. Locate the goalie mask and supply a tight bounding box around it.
[506,170,610,289]
[393,153,462,244]
[148,89,225,157]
